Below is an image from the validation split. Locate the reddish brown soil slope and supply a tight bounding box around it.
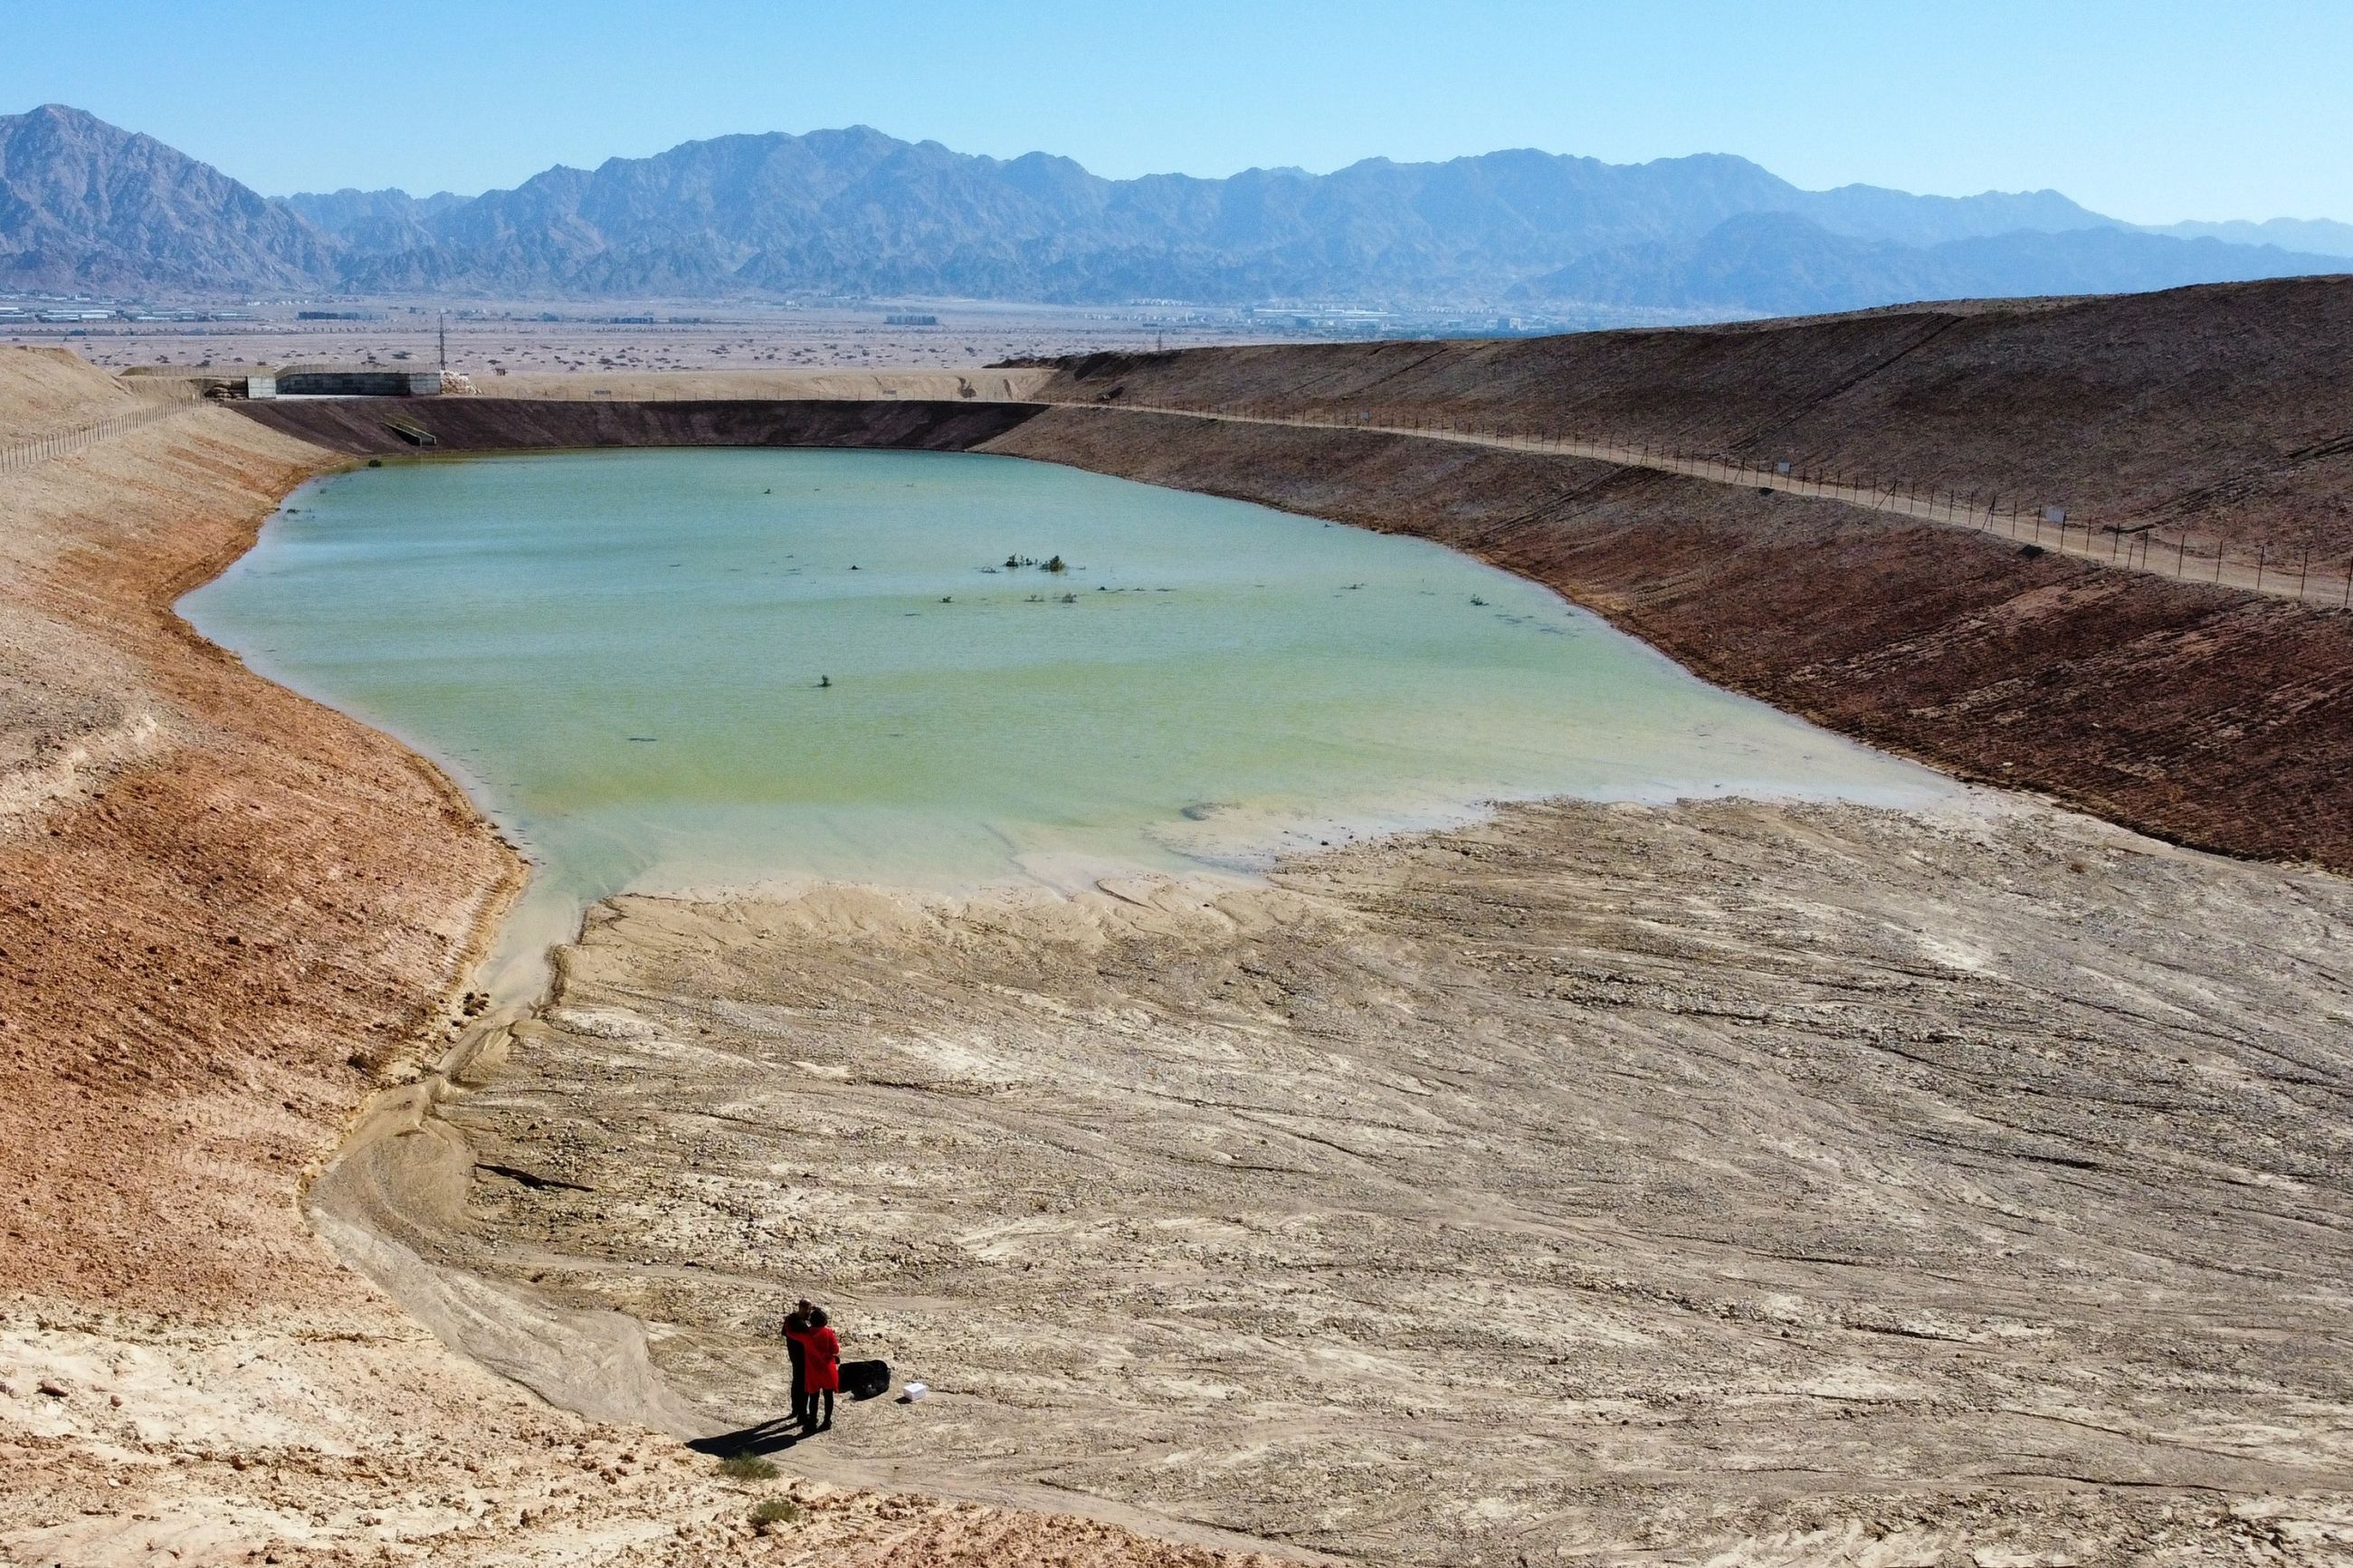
[0,404,519,1311]
[1032,278,2353,556]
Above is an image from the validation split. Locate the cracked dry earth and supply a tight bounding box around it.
[439,794,2353,1567]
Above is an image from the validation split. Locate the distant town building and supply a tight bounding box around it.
[1244,306,1387,332]
[884,313,940,327]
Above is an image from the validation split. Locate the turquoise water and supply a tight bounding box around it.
[183,447,1947,988]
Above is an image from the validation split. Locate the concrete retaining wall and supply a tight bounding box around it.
[234,396,1046,456]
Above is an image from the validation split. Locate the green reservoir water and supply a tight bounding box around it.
[183,448,1948,988]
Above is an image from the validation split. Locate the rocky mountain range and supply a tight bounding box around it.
[0,104,335,292]
[2,102,2344,319]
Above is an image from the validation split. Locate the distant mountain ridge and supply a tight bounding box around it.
[2139,216,2353,259]
[0,104,333,290]
[1518,212,2342,317]
[303,130,2149,304]
[280,186,472,258]
[1,103,2344,320]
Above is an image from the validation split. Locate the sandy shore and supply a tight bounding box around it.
[376,792,2353,1565]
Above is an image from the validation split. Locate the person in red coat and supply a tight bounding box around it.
[785,1306,840,1433]
[781,1298,814,1412]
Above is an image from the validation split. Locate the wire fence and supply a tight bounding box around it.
[16,389,2332,607]
[1047,398,2351,610]
[0,399,194,478]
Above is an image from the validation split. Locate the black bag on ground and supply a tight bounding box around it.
[839,1358,892,1401]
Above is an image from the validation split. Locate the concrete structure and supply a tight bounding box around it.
[272,366,442,397]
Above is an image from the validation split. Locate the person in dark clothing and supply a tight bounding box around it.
[784,1305,840,1433]
[782,1298,814,1416]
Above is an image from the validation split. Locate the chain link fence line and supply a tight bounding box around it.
[0,399,195,478]
[1040,398,2350,610]
[15,390,2331,607]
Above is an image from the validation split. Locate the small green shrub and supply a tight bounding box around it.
[750,1496,804,1527]
[719,1453,779,1481]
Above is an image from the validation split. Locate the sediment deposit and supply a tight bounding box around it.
[424,794,2353,1565]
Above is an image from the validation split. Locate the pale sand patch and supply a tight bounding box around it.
[0,1297,1284,1567]
[0,345,134,444]
[382,794,2353,1566]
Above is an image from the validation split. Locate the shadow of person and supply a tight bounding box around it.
[686,1417,803,1458]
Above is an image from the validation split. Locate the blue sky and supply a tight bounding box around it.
[5,1,2344,223]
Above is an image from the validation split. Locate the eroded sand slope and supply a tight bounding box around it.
[436,796,2353,1565]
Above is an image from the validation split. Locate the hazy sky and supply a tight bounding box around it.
[5,0,2344,223]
